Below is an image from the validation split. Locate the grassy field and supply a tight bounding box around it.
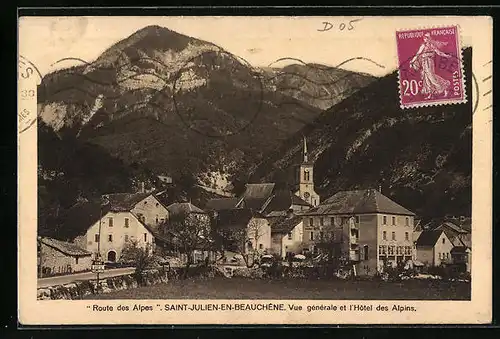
[86,277,470,300]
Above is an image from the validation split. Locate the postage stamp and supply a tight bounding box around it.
[396,25,467,109]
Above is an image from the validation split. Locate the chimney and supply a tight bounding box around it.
[378,185,382,193]
[140,181,145,193]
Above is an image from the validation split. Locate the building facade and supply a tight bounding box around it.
[270,215,304,258]
[415,230,455,267]
[301,189,415,276]
[74,211,154,262]
[38,237,92,276]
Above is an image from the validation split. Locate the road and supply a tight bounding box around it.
[37,267,135,288]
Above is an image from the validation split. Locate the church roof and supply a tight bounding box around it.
[302,189,415,216]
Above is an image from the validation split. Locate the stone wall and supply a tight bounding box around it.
[37,269,168,300]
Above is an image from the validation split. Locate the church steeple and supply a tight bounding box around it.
[303,135,308,163]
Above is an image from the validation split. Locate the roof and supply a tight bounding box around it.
[39,237,91,257]
[451,246,471,254]
[216,208,259,230]
[302,189,415,216]
[262,190,312,215]
[205,198,239,211]
[436,221,470,234]
[237,183,276,210]
[166,202,205,216]
[105,192,153,212]
[58,201,112,240]
[270,215,303,234]
[415,230,445,247]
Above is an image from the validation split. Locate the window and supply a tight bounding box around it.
[319,231,324,239]
[75,257,79,265]
[310,231,314,241]
[108,217,113,227]
[156,215,159,224]
[331,232,336,241]
[156,203,159,207]
[108,234,113,242]
[94,234,100,242]
[442,237,445,244]
[160,218,165,224]
[259,244,263,250]
[320,218,324,226]
[330,217,335,226]
[363,245,369,260]
[405,232,409,241]
[124,218,129,228]
[383,216,387,225]
[383,231,387,240]
[144,233,147,242]
[287,232,292,240]
[124,234,129,242]
[355,216,360,223]
[309,218,313,227]
[391,232,396,240]
[388,246,394,255]
[392,216,396,225]
[304,170,310,181]
[405,217,409,226]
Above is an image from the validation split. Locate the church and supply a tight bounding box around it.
[204,136,320,256]
[293,136,321,207]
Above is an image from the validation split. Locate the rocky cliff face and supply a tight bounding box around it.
[251,48,473,220]
[37,25,374,191]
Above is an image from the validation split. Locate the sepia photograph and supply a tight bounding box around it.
[17,15,492,325]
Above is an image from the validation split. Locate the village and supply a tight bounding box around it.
[37,136,472,293]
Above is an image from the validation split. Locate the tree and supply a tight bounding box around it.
[161,211,213,278]
[120,239,155,284]
[216,218,268,268]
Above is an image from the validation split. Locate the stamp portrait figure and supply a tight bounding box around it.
[409,32,451,99]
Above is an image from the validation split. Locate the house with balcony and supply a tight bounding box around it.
[301,189,416,276]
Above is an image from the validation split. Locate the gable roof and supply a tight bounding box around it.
[39,237,91,257]
[166,202,205,216]
[205,198,239,211]
[270,215,303,234]
[302,189,415,216]
[262,190,312,215]
[436,221,470,234]
[216,208,263,230]
[416,230,446,247]
[237,183,276,210]
[105,192,156,212]
[58,201,112,240]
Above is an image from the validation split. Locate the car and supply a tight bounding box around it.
[259,254,275,268]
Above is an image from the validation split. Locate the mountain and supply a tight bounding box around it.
[261,64,377,110]
[250,48,473,220]
[37,25,374,191]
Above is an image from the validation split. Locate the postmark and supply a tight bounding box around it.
[396,25,467,109]
[18,55,42,134]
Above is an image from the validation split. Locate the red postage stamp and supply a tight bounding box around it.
[396,25,467,109]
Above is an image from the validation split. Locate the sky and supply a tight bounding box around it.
[19,16,480,79]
